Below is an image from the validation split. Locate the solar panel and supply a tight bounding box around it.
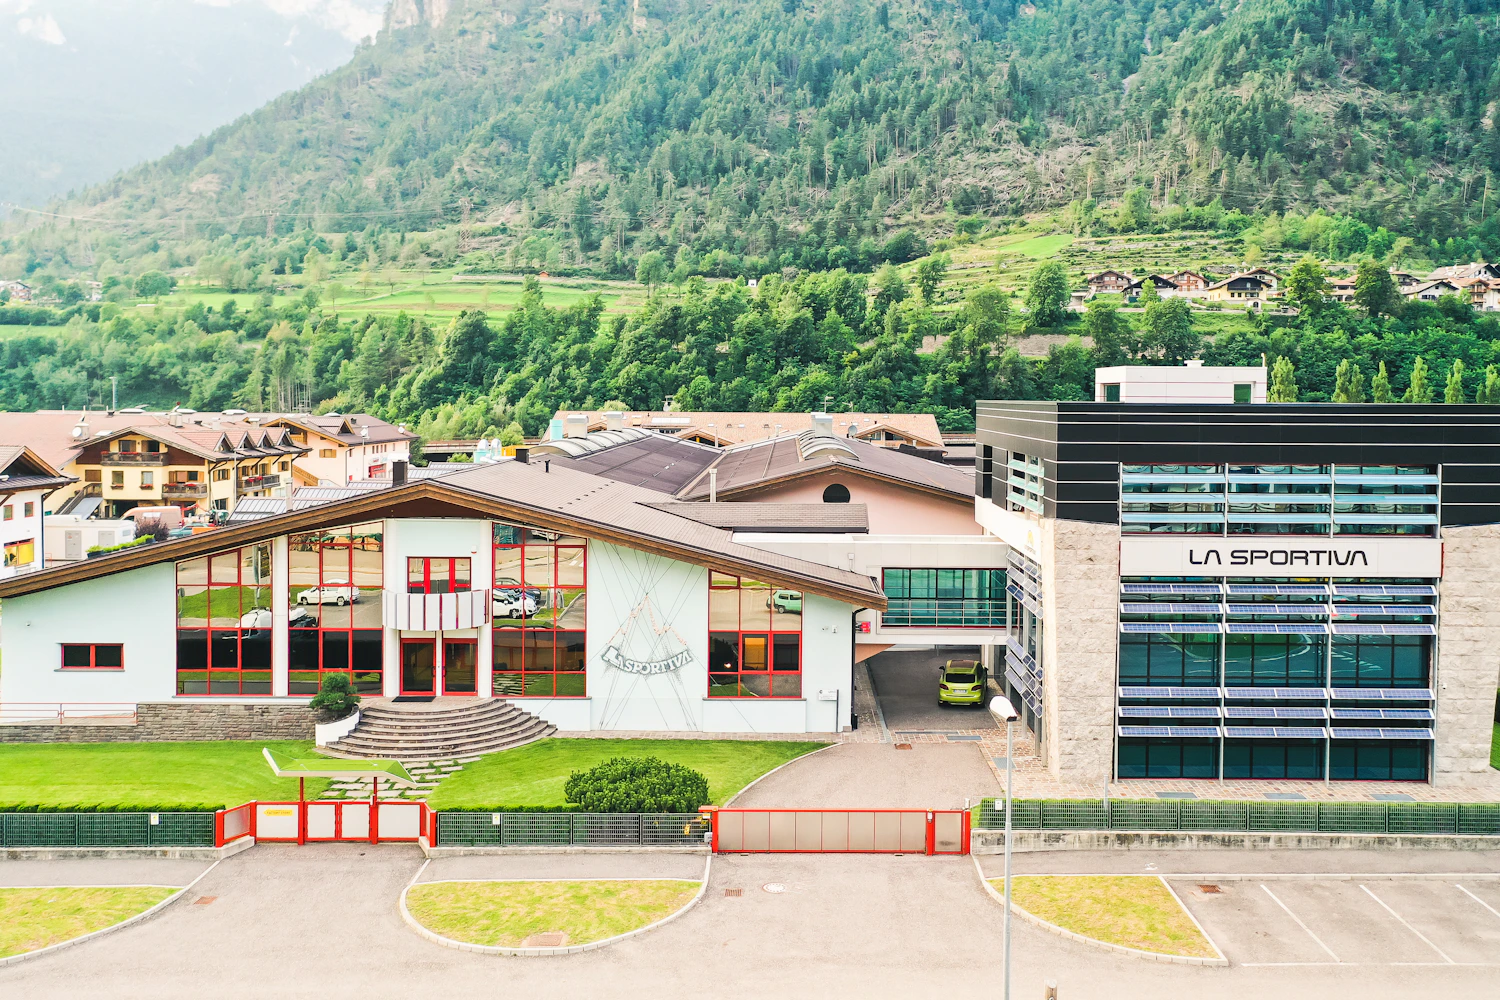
[1120,583,1224,595]
[1328,687,1434,701]
[1223,727,1329,740]
[1381,623,1437,635]
[1117,686,1220,699]
[1118,705,1221,719]
[1329,707,1435,721]
[1332,604,1436,616]
[1226,584,1330,596]
[1333,584,1437,597]
[1225,603,1331,616]
[1120,602,1223,615]
[1117,726,1222,739]
[1222,686,1328,700]
[1225,622,1329,634]
[1223,706,1328,719]
[1119,622,1223,634]
[1329,727,1435,741]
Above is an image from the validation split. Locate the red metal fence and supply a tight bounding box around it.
[213,800,430,847]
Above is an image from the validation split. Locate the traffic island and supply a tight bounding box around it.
[980,872,1226,965]
[0,886,179,961]
[401,874,706,955]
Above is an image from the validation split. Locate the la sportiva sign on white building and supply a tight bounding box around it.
[1120,537,1443,578]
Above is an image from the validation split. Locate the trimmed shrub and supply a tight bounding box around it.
[308,672,360,720]
[563,756,709,813]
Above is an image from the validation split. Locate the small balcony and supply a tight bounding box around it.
[162,482,208,498]
[382,588,491,630]
[237,473,281,491]
[99,453,167,467]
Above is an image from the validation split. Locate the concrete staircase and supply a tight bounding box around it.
[321,699,555,762]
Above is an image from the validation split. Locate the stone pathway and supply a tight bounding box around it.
[317,756,482,801]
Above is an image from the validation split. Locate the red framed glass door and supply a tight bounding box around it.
[400,638,435,695]
[442,639,477,695]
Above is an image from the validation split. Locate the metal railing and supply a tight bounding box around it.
[882,599,1007,628]
[0,811,215,847]
[99,453,167,466]
[0,702,139,725]
[975,798,1500,836]
[163,482,208,498]
[436,812,708,847]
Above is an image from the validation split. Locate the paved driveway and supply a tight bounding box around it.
[868,646,997,732]
[3,845,1498,998]
[0,857,211,887]
[729,742,999,809]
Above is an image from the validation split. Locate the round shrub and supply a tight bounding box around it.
[562,756,710,813]
[308,672,360,720]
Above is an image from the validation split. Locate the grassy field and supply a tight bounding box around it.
[405,879,699,948]
[1001,875,1218,958]
[425,738,825,810]
[0,741,330,809]
[0,886,178,958]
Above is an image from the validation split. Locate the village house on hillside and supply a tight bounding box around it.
[1085,270,1132,296]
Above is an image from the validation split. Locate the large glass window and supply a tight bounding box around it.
[709,571,801,698]
[1331,635,1430,687]
[289,523,383,694]
[492,523,586,697]
[407,557,471,594]
[1222,634,1325,687]
[1330,740,1429,781]
[1117,738,1217,778]
[176,544,272,695]
[1118,634,1219,685]
[882,568,1005,626]
[1223,740,1324,779]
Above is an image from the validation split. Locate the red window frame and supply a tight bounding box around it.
[492,523,587,698]
[175,544,272,696]
[61,643,124,670]
[289,524,384,696]
[708,572,802,699]
[406,556,472,595]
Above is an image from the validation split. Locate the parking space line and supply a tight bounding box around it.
[1260,884,1340,963]
[1456,884,1500,921]
[1359,884,1454,965]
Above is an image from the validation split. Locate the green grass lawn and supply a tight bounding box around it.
[0,741,330,810]
[426,738,824,810]
[1005,234,1075,259]
[0,886,178,958]
[1002,875,1218,959]
[405,879,698,948]
[1491,723,1499,770]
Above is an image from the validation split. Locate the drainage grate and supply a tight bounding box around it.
[724,888,742,897]
[1197,884,1222,894]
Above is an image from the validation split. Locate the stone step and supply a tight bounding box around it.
[323,699,555,761]
[351,713,533,740]
[321,728,555,763]
[359,701,521,724]
[333,715,546,750]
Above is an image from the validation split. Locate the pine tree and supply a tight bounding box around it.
[1372,361,1394,402]
[1332,358,1366,402]
[1268,356,1298,402]
[1445,359,1467,403]
[1405,356,1433,403]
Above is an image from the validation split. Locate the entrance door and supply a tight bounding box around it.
[401,639,435,695]
[442,639,477,695]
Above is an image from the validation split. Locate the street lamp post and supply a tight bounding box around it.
[990,695,1020,1000]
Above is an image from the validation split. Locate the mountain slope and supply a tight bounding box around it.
[5,0,1500,281]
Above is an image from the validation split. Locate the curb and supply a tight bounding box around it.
[399,854,713,956]
[723,743,843,807]
[971,857,1229,967]
[0,856,226,968]
[421,844,708,858]
[0,836,255,863]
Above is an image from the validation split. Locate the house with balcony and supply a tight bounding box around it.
[0,446,74,579]
[254,413,416,486]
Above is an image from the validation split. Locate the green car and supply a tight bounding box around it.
[768,590,802,614]
[938,659,987,706]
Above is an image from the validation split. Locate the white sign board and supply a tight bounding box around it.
[1119,537,1443,579]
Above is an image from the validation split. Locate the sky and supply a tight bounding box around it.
[0,0,390,210]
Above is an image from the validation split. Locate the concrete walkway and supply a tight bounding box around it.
[0,857,211,887]
[420,854,706,882]
[729,741,1000,809]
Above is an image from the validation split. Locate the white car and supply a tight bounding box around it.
[296,582,359,606]
[240,606,316,628]
[492,590,538,619]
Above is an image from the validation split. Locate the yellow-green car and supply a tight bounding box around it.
[938,659,987,706]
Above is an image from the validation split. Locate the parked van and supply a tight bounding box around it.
[122,506,185,531]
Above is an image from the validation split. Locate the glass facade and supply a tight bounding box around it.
[881,568,1006,626]
[176,544,273,694]
[708,571,802,697]
[288,523,384,694]
[492,523,586,697]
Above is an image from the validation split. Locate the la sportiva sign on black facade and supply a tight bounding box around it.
[1120,538,1442,578]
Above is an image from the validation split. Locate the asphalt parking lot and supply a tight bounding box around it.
[867,645,996,732]
[1173,876,1500,967]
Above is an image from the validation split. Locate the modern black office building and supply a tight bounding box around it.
[973,396,1500,787]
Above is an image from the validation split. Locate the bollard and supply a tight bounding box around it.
[1043,980,1058,1000]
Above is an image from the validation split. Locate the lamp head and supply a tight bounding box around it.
[988,695,1019,722]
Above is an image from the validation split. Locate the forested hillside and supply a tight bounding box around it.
[5,0,1500,283]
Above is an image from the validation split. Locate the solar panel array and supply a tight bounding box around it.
[1117,686,1220,699]
[1118,705,1221,718]
[1225,603,1331,615]
[1223,705,1328,719]
[1222,726,1330,740]
[1333,584,1437,597]
[1225,622,1329,634]
[1332,604,1436,616]
[1328,727,1435,741]
[1226,584,1330,595]
[1329,707,1434,720]
[1222,686,1328,700]
[1120,602,1223,615]
[1328,687,1434,701]
[1117,726,1222,739]
[1120,583,1225,595]
[1119,622,1223,634]
[1329,622,1437,635]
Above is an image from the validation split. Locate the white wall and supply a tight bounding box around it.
[382,518,491,696]
[1094,363,1268,404]
[0,563,177,704]
[0,487,47,576]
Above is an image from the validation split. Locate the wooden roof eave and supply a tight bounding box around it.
[0,480,886,609]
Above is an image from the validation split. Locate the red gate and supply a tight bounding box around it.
[710,809,969,855]
[213,800,433,846]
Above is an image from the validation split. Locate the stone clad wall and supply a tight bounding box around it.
[1040,517,1120,784]
[1435,523,1500,783]
[0,703,316,744]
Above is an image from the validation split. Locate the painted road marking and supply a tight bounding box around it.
[1260,884,1340,963]
[1456,884,1500,922]
[1359,884,1454,965]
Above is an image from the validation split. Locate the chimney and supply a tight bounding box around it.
[604,410,625,432]
[515,447,530,464]
[810,412,834,437]
[709,468,717,502]
[392,460,408,486]
[564,413,588,439]
[543,459,551,474]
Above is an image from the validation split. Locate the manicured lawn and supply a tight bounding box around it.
[1491,723,1499,770]
[1004,234,1075,259]
[0,741,330,810]
[1000,875,1218,959]
[425,738,825,809]
[405,880,699,948]
[0,886,177,958]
